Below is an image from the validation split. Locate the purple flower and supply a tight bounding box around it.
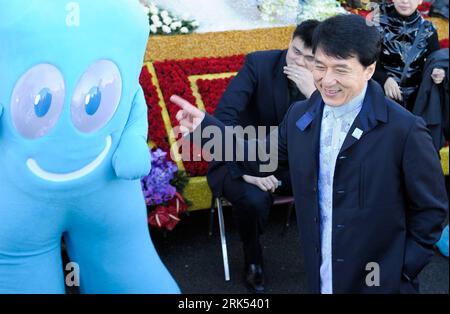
[152,148,167,160]
[141,148,179,206]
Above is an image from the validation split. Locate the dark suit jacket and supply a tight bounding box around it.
[199,79,448,293]
[207,50,306,196]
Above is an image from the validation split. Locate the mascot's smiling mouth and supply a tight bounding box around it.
[26,135,112,182]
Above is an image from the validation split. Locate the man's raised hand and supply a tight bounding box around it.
[171,95,205,135]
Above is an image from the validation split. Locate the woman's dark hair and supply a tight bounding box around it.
[312,14,381,67]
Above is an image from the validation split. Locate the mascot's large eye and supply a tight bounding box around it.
[71,60,122,133]
[11,64,65,139]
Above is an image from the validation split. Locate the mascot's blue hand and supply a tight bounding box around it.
[112,87,152,180]
[112,134,151,180]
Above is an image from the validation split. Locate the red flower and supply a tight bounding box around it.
[168,192,189,214]
[148,205,181,231]
[418,2,432,10]
[417,1,432,17]
[148,206,171,230]
[164,206,181,231]
[356,10,371,18]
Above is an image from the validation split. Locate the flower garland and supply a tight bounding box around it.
[140,0,199,35]
[141,149,190,231]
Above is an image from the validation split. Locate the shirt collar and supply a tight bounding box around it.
[323,83,367,119]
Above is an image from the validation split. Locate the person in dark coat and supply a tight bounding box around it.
[373,0,445,111]
[171,14,448,293]
[413,48,449,151]
[207,20,320,293]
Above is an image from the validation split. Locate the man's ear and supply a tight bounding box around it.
[365,62,377,81]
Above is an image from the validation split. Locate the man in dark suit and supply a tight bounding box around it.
[171,14,448,293]
[207,20,320,293]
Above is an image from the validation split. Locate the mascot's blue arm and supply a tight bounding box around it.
[112,86,152,180]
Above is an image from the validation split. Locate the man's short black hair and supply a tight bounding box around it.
[312,14,381,67]
[293,19,321,48]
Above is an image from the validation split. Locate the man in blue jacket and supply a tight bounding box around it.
[171,14,448,293]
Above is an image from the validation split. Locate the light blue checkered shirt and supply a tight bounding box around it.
[318,84,367,294]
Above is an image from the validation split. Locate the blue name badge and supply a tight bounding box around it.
[296,111,314,131]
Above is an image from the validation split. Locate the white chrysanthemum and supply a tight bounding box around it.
[150,24,158,33]
[180,27,189,34]
[150,14,160,23]
[161,10,169,18]
[163,17,173,25]
[149,4,159,15]
[162,25,171,33]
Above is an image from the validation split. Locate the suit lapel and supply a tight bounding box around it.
[273,50,289,123]
[310,104,324,176]
[296,91,324,176]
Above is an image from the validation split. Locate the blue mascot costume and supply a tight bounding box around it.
[0,0,180,293]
